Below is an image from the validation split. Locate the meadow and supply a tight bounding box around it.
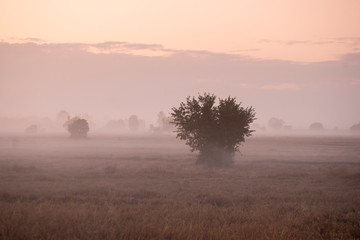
[0,134,359,240]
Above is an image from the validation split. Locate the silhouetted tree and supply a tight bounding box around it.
[172,93,256,167]
[64,117,89,138]
[129,115,140,131]
[309,122,324,131]
[350,122,360,131]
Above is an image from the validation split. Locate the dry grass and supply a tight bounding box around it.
[0,134,360,239]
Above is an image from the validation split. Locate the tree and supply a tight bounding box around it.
[129,115,140,131]
[56,110,70,125]
[25,124,38,134]
[64,117,89,138]
[171,93,256,167]
[150,111,175,133]
[309,122,324,131]
[268,118,285,131]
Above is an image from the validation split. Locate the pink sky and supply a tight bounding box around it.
[1,0,360,61]
[0,1,359,130]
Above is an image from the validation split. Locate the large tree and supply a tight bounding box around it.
[171,93,256,167]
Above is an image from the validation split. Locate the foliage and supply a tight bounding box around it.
[309,122,324,131]
[171,93,256,166]
[157,111,175,132]
[150,111,175,133]
[129,115,140,131]
[268,118,285,131]
[25,124,38,134]
[66,117,89,138]
[56,110,70,125]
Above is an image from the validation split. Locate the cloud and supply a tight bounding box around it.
[93,41,165,51]
[261,83,300,91]
[230,49,260,53]
[340,52,360,64]
[259,38,359,46]
[1,39,174,56]
[285,40,336,45]
[0,41,359,128]
[86,41,174,56]
[333,37,360,44]
[258,39,280,44]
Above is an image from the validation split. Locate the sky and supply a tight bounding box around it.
[0,0,360,130]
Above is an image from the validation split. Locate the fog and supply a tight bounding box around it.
[1,41,360,132]
[1,131,360,238]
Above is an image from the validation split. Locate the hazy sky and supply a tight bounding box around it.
[0,0,360,130]
[1,0,360,61]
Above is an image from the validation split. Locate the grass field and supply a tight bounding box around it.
[0,134,360,239]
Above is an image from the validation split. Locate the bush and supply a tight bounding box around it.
[66,118,89,138]
[129,115,139,131]
[171,93,256,167]
[309,122,324,131]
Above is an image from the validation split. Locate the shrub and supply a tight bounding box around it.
[65,117,89,138]
[171,93,256,167]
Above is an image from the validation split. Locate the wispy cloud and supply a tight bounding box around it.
[230,49,260,53]
[87,41,174,56]
[333,37,360,44]
[285,40,337,45]
[259,38,360,46]
[340,52,360,64]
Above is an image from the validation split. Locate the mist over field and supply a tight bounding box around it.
[0,133,360,239]
[1,37,360,240]
[1,39,360,240]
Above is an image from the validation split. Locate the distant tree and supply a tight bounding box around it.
[129,115,140,131]
[79,113,96,130]
[56,110,70,125]
[309,122,324,131]
[268,118,285,131]
[172,93,256,167]
[105,119,126,131]
[25,124,38,134]
[151,111,175,133]
[64,117,89,138]
[283,125,293,131]
[251,123,266,132]
[350,122,360,131]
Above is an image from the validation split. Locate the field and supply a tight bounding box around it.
[0,134,360,240]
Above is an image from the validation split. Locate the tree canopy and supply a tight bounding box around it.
[171,93,256,166]
[65,117,89,138]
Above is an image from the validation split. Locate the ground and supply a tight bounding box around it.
[0,134,359,239]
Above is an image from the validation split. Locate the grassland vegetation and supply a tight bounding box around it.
[0,135,360,239]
